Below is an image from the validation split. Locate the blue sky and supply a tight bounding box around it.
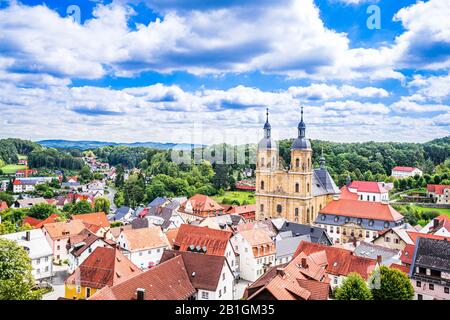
[0,0,449,144]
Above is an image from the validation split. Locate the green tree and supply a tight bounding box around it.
[80,165,93,183]
[335,273,372,300]
[0,192,14,207]
[94,197,110,214]
[0,220,16,235]
[370,266,414,300]
[28,203,56,220]
[0,238,41,300]
[114,191,125,208]
[70,200,93,214]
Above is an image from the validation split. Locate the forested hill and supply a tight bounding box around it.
[37,140,200,150]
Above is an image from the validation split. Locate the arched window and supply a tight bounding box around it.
[272,157,275,167]
[261,157,265,167]
[296,158,300,168]
[276,205,282,214]
[308,158,311,170]
[261,180,265,190]
[307,183,310,193]
[295,183,299,193]
[295,208,299,216]
[260,204,264,213]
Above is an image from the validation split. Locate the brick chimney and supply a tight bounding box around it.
[25,231,31,241]
[301,257,308,268]
[136,288,145,300]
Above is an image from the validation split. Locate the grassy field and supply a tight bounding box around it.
[213,191,256,205]
[0,164,26,174]
[409,205,450,217]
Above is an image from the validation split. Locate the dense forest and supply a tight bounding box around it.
[0,139,83,171]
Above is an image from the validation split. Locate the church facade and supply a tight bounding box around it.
[255,108,340,223]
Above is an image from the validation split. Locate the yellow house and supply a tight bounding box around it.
[255,108,340,223]
[65,246,141,299]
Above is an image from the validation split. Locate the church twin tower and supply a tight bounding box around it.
[255,107,339,224]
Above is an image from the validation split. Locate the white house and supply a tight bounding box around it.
[67,232,113,273]
[1,229,53,282]
[391,166,423,179]
[42,220,87,262]
[347,181,389,202]
[427,184,450,205]
[419,216,450,237]
[231,228,276,282]
[118,226,170,270]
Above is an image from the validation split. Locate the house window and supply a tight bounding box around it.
[329,226,334,233]
[260,204,264,213]
[76,286,81,294]
[202,292,209,299]
[224,286,227,294]
[295,183,299,193]
[36,268,40,274]
[367,195,370,201]
[45,257,49,262]
[36,258,41,265]
[296,158,300,168]
[334,277,338,284]
[386,237,390,243]
[416,281,421,287]
[261,181,265,190]
[295,208,299,216]
[139,252,143,256]
[307,183,310,193]
[57,245,60,250]
[417,294,423,300]
[366,231,370,238]
[394,238,399,244]
[276,205,282,214]
[222,273,225,280]
[429,284,434,291]
[445,287,449,294]
[373,196,376,201]
[148,250,152,254]
[157,249,161,253]
[45,266,49,272]
[86,287,91,298]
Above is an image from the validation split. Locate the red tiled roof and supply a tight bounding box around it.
[22,216,42,227]
[406,231,449,243]
[429,215,450,232]
[66,247,141,289]
[174,224,232,256]
[13,180,22,185]
[391,263,410,274]
[348,181,388,194]
[226,205,256,216]
[72,212,109,228]
[400,244,415,265]
[294,241,376,279]
[392,166,418,172]
[0,201,9,211]
[42,220,87,240]
[35,214,60,228]
[339,186,359,200]
[320,199,403,222]
[427,184,450,195]
[179,194,224,217]
[89,255,196,300]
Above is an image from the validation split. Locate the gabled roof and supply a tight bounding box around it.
[319,199,403,222]
[236,220,278,238]
[240,228,273,247]
[72,212,109,228]
[70,233,108,257]
[43,220,86,240]
[348,181,388,194]
[22,216,42,228]
[294,241,376,279]
[339,186,359,200]
[400,244,415,265]
[278,222,331,245]
[392,166,419,172]
[35,214,60,228]
[161,250,230,292]
[110,225,133,239]
[179,194,223,214]
[89,255,196,300]
[66,247,141,289]
[122,226,169,251]
[174,224,232,256]
[247,251,330,300]
[427,184,450,195]
[412,238,450,273]
[406,231,449,243]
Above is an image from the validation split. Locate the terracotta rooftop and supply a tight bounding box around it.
[427,184,450,195]
[22,216,42,228]
[35,214,60,228]
[294,241,376,279]
[319,199,403,222]
[89,255,196,300]
[122,226,169,251]
[161,250,230,292]
[66,247,141,289]
[72,212,109,228]
[348,181,388,194]
[43,220,87,240]
[406,231,449,243]
[339,186,359,200]
[174,224,232,256]
[240,228,273,247]
[179,194,224,217]
[165,227,179,247]
[392,166,418,172]
[247,251,330,300]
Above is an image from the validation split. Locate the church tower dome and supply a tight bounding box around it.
[291,106,311,150]
[258,108,277,151]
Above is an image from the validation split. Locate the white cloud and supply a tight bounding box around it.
[288,83,389,100]
[408,73,450,102]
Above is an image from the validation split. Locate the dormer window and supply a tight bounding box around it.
[321,214,326,221]
[345,217,350,223]
[384,221,390,228]
[357,218,362,225]
[369,220,374,227]
[334,216,339,222]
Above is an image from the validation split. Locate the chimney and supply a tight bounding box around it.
[433,218,439,229]
[376,255,382,265]
[301,258,308,268]
[276,268,285,277]
[25,231,31,241]
[136,288,145,300]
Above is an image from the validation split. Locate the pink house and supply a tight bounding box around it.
[42,220,87,261]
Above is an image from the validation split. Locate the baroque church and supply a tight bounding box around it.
[255,107,340,223]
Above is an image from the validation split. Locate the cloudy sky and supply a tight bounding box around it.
[0,0,449,145]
